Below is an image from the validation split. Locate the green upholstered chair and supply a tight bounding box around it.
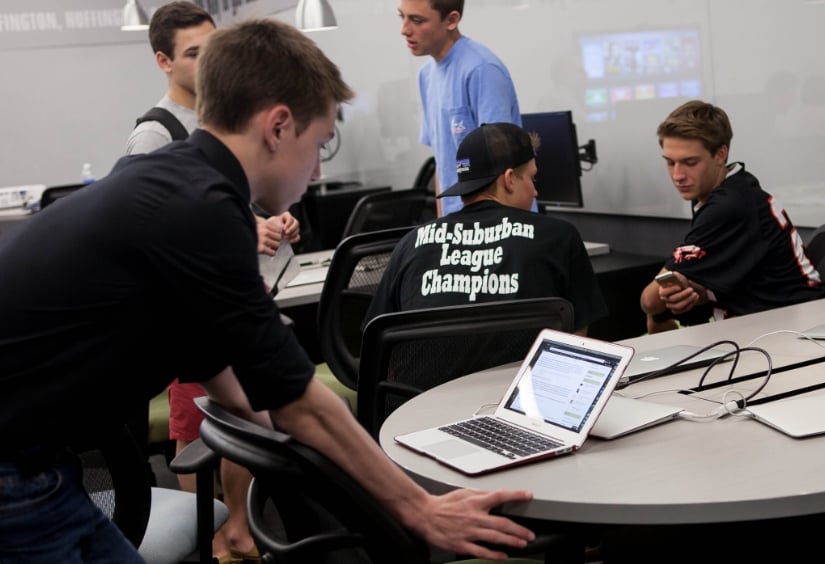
[147,390,174,461]
[315,361,358,415]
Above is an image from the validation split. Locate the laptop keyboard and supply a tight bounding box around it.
[440,416,562,459]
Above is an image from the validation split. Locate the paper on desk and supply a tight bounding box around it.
[286,266,328,287]
[259,242,301,295]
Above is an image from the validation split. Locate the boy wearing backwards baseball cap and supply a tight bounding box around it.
[366,122,606,335]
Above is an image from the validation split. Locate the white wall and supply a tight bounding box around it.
[1,0,823,226]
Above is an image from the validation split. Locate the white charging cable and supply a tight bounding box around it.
[677,389,747,422]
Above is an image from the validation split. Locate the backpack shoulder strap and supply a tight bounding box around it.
[135,107,189,141]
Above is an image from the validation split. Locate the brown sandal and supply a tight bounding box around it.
[229,546,261,563]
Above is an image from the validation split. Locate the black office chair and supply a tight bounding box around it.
[341,189,434,239]
[413,156,436,195]
[195,397,561,564]
[77,426,152,548]
[78,423,227,564]
[316,226,414,397]
[294,184,394,252]
[357,298,575,440]
[412,156,438,222]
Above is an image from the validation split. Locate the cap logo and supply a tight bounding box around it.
[456,158,471,175]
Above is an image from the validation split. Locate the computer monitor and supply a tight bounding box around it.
[520,111,584,208]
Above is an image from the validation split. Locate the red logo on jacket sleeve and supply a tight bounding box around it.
[672,245,706,263]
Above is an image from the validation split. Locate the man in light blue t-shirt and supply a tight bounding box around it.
[399,0,536,216]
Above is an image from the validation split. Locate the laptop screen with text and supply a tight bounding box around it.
[503,339,623,434]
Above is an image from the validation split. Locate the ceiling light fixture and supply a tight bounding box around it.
[295,0,337,32]
[121,0,149,31]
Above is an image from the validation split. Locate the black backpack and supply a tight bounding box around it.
[134,107,188,141]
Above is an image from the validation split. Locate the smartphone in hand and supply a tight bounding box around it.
[655,270,685,289]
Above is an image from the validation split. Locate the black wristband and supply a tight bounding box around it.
[651,310,674,323]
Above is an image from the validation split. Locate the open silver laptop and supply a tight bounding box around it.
[394,329,635,475]
[590,395,683,439]
[747,394,825,438]
[619,344,732,387]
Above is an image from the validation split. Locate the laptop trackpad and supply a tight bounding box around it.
[426,439,478,459]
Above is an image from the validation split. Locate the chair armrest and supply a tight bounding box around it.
[168,437,221,564]
[168,437,219,475]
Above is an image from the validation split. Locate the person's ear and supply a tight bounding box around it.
[714,144,729,164]
[501,169,516,194]
[156,51,172,73]
[445,10,461,30]
[263,105,291,153]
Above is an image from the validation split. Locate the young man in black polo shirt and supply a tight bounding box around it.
[0,18,537,563]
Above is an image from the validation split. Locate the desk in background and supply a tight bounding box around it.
[586,252,663,341]
[274,250,333,310]
[275,249,663,363]
[275,248,656,312]
[273,249,333,363]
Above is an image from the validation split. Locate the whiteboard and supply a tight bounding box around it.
[0,0,823,227]
[310,0,825,227]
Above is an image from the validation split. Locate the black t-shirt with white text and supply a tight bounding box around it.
[366,200,607,332]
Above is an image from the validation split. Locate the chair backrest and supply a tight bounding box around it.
[341,189,434,239]
[40,183,86,209]
[76,425,154,548]
[79,423,226,564]
[317,226,415,390]
[412,156,436,195]
[195,397,432,564]
[357,297,575,439]
[806,223,825,275]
